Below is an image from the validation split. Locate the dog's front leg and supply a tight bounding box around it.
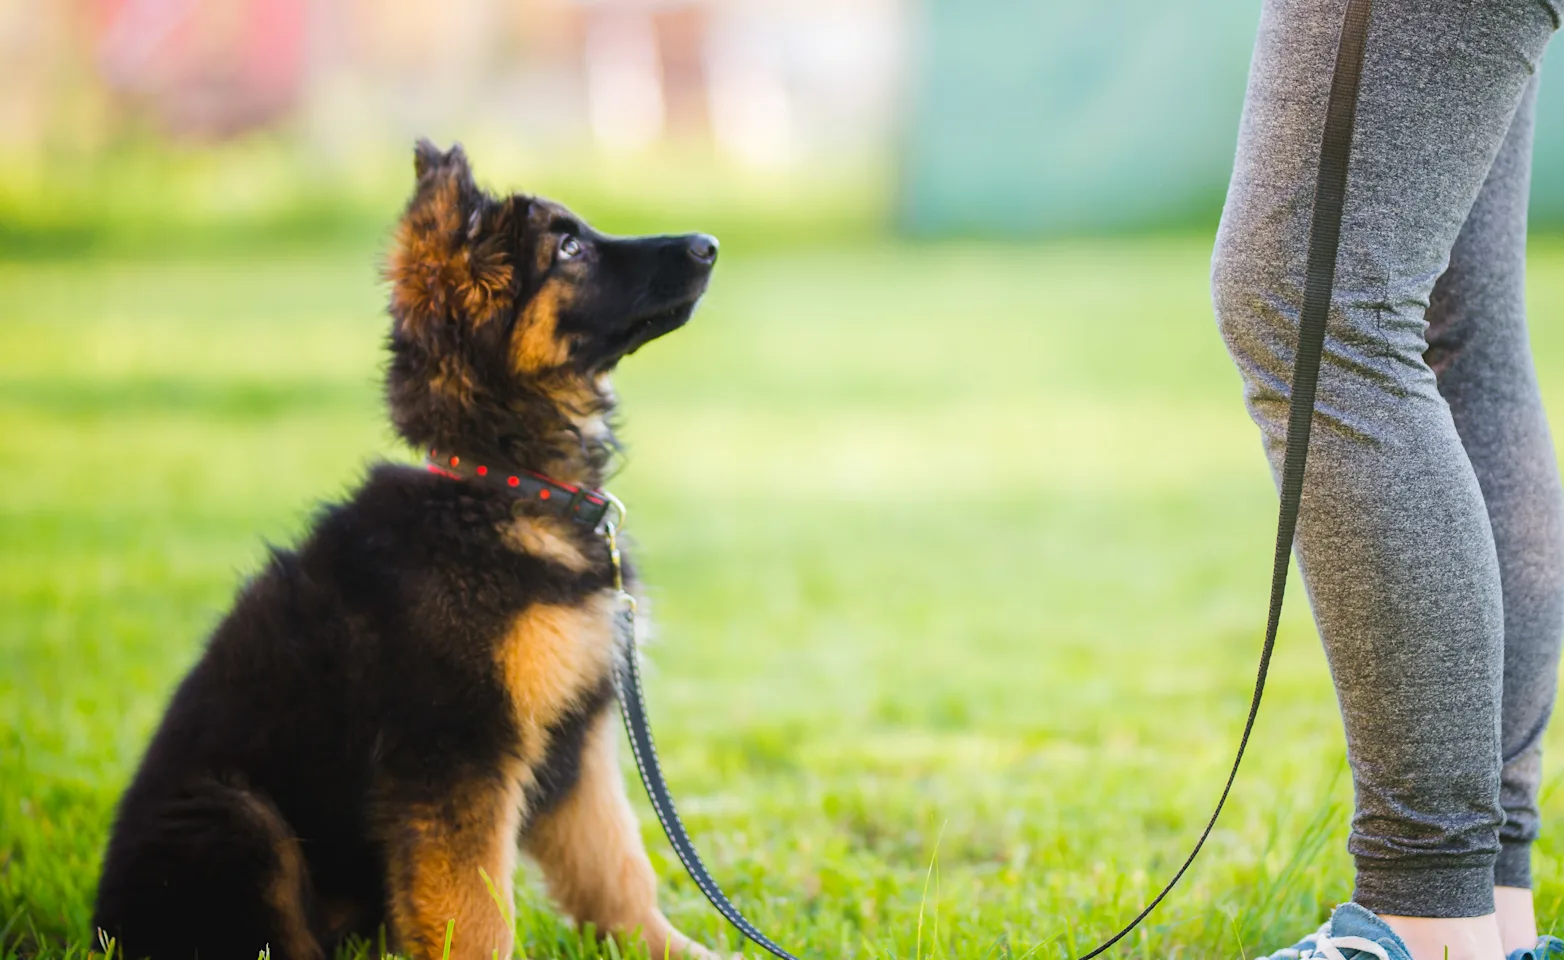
[525,710,717,959]
[383,777,522,960]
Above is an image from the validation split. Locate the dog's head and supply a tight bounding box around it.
[384,141,716,479]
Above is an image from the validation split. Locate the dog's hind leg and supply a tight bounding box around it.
[524,711,712,959]
[94,778,324,960]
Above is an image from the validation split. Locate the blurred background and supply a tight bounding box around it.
[5,3,1564,958]
[6,0,1561,252]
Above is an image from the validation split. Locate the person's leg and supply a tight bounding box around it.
[1212,0,1558,955]
[1425,76,1564,954]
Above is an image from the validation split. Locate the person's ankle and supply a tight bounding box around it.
[1495,886,1538,955]
[1378,913,1504,960]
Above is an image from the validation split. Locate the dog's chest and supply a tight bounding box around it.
[492,588,620,757]
[497,514,599,574]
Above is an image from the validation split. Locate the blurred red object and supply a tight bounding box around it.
[90,0,306,139]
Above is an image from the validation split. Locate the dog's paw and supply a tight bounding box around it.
[643,925,737,960]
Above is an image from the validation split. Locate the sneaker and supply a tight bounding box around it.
[1509,936,1564,960]
[1262,903,1411,960]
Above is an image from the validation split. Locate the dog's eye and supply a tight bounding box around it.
[558,236,583,260]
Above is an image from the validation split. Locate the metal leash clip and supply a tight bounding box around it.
[599,490,637,619]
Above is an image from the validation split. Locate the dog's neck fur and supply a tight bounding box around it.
[389,362,619,489]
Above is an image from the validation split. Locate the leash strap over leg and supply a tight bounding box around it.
[612,2,1373,955]
[605,511,801,960]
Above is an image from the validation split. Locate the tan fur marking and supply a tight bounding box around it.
[498,516,594,573]
[524,711,704,959]
[386,773,523,960]
[534,231,558,275]
[459,243,515,322]
[386,171,513,336]
[429,174,465,230]
[510,281,573,373]
[430,355,476,403]
[235,791,324,960]
[496,593,618,737]
[527,201,570,274]
[267,835,325,960]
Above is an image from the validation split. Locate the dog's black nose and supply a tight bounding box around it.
[686,234,719,265]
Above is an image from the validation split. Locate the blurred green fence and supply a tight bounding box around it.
[900,0,1564,236]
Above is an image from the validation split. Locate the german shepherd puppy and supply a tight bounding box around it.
[93,142,720,960]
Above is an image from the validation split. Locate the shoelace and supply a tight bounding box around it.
[1270,923,1392,960]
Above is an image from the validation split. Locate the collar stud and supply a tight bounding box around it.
[425,448,612,528]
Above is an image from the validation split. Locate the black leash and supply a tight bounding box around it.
[611,1,1373,954]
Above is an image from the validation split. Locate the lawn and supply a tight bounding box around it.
[5,236,1564,960]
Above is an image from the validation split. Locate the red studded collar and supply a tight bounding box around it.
[424,448,615,529]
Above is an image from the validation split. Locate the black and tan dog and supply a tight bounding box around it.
[93,142,720,960]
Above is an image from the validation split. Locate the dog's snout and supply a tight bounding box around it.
[685,234,719,265]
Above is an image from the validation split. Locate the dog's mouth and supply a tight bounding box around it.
[602,297,701,363]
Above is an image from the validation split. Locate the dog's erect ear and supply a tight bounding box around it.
[386,142,514,337]
[412,139,474,190]
[413,139,444,180]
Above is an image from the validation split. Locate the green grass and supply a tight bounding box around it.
[5,237,1564,959]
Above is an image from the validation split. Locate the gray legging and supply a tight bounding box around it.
[1214,0,1562,920]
